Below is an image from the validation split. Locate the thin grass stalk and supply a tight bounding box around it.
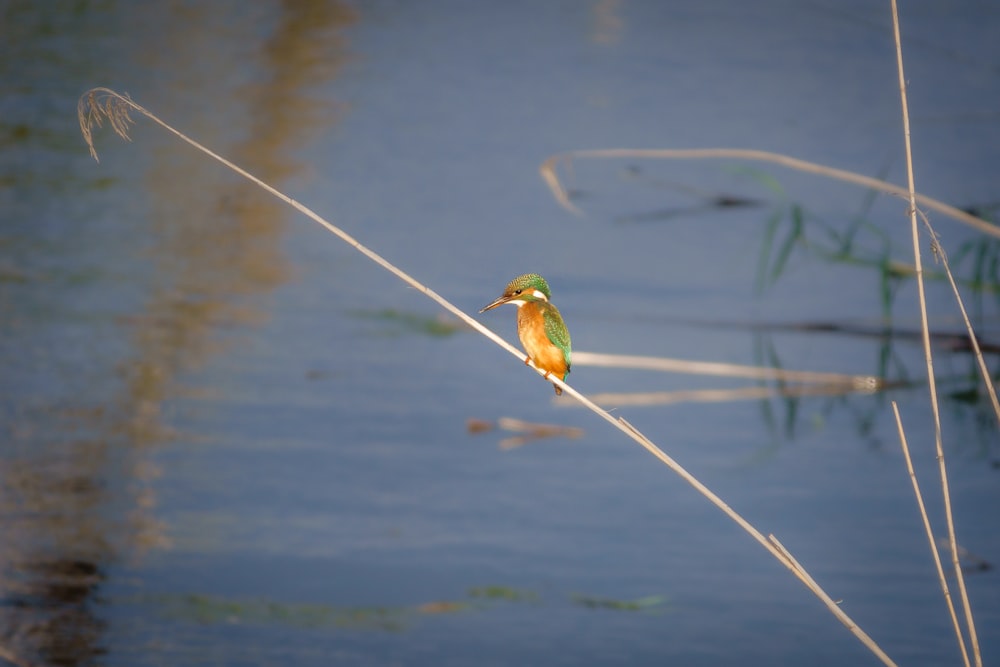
[766,534,873,641]
[891,402,970,667]
[78,87,897,666]
[612,415,895,666]
[914,210,1000,425]
[540,149,1000,239]
[889,3,982,664]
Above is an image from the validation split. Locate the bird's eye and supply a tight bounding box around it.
[514,289,522,295]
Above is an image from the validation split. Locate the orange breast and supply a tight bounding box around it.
[516,302,568,380]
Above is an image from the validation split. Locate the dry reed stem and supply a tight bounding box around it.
[540,149,1000,239]
[78,87,896,666]
[573,351,880,390]
[891,402,969,667]
[611,415,897,666]
[889,2,981,664]
[937,540,992,573]
[766,535,876,645]
[579,383,877,409]
[914,209,1000,424]
[79,89,135,161]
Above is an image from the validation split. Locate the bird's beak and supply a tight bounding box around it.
[479,295,510,313]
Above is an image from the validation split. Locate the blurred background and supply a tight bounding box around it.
[2,1,999,665]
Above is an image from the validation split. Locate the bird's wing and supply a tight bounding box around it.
[544,306,572,370]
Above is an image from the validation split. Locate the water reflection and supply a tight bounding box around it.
[0,1,355,664]
[591,0,624,45]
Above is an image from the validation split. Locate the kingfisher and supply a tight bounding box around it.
[479,273,572,395]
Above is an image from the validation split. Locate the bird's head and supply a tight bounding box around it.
[479,273,552,312]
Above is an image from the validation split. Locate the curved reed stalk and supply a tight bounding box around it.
[540,149,1000,239]
[79,87,896,666]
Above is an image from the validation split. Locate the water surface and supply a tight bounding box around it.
[2,1,1000,665]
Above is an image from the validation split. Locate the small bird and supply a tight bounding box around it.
[479,273,571,395]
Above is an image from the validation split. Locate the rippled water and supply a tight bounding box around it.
[2,1,1000,665]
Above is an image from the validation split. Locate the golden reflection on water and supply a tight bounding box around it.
[592,0,624,45]
[0,1,357,665]
[127,0,357,547]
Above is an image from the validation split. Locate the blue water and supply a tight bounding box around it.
[2,1,1000,665]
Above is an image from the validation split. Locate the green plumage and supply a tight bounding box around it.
[542,303,572,373]
[480,273,572,395]
[505,273,552,299]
